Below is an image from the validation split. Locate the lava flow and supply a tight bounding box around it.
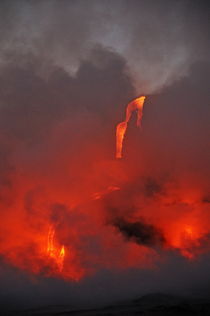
[0,90,209,283]
[116,96,146,158]
[47,226,65,272]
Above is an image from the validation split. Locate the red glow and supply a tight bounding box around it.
[47,226,65,272]
[0,95,209,281]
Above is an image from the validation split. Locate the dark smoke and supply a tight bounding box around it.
[113,218,165,247]
[202,196,210,204]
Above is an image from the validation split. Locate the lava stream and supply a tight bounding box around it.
[116,96,146,158]
[47,226,65,272]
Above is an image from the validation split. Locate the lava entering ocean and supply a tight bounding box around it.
[0,91,209,282]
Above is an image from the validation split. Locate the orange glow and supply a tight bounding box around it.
[47,226,65,272]
[126,96,146,127]
[0,93,209,282]
[184,225,194,238]
[58,246,65,271]
[163,220,203,259]
[116,122,127,159]
[116,96,146,158]
[92,185,120,200]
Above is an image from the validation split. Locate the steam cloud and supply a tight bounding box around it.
[0,0,209,93]
[0,0,209,311]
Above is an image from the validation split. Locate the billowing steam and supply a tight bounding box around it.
[0,54,209,280]
[0,1,208,94]
[0,0,209,309]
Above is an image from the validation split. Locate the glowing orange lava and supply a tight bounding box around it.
[116,96,146,158]
[0,93,209,282]
[47,226,65,272]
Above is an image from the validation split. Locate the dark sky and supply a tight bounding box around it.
[0,0,209,311]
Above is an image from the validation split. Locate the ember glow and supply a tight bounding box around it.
[116,96,146,158]
[47,226,65,272]
[0,2,208,311]
[0,84,209,284]
[0,11,209,289]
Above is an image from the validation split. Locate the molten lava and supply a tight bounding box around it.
[0,92,209,283]
[47,226,65,272]
[116,96,146,158]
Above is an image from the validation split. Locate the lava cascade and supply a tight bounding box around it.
[116,96,145,158]
[0,94,209,281]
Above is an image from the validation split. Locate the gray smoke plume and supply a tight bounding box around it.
[0,0,209,93]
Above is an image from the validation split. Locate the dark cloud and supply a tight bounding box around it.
[202,196,210,204]
[113,217,165,247]
[0,47,134,147]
